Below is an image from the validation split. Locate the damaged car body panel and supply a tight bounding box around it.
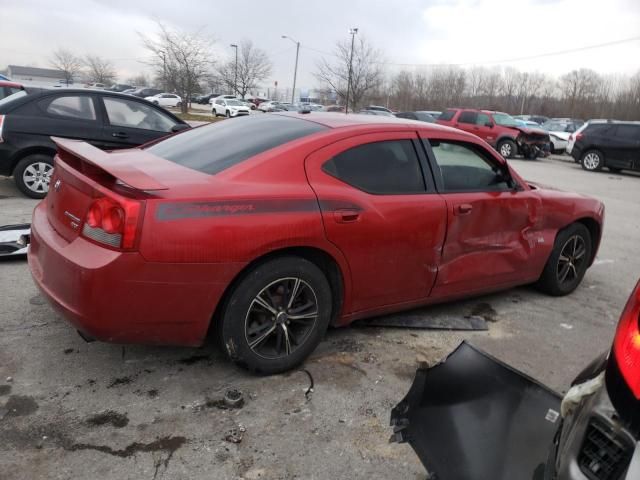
[0,223,30,257]
[391,342,561,480]
[515,127,552,160]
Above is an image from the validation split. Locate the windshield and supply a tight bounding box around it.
[226,100,242,106]
[541,122,568,131]
[492,113,518,127]
[0,90,28,107]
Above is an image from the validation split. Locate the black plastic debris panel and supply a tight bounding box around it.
[360,313,488,331]
[0,224,30,258]
[390,341,561,480]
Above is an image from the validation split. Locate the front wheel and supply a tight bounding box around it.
[497,139,517,159]
[176,101,182,108]
[14,154,54,199]
[535,223,592,296]
[219,256,332,374]
[226,110,231,118]
[581,150,604,171]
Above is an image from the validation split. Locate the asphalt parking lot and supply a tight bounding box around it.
[1,154,639,480]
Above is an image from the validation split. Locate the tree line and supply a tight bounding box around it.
[48,24,640,120]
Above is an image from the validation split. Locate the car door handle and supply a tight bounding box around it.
[454,204,473,215]
[112,132,129,139]
[333,209,360,223]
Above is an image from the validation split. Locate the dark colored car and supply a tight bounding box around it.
[571,122,640,173]
[0,80,25,101]
[391,280,640,480]
[437,108,551,159]
[29,112,603,375]
[0,89,189,198]
[358,109,395,116]
[129,87,163,98]
[195,93,221,105]
[395,111,436,123]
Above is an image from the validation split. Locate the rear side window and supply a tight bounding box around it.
[323,140,426,194]
[104,97,176,132]
[42,95,96,120]
[438,110,456,121]
[585,124,614,135]
[458,111,478,124]
[615,125,640,140]
[147,115,327,175]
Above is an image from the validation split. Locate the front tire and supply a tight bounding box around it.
[219,256,332,374]
[581,150,604,171]
[226,110,231,118]
[14,154,54,199]
[497,139,517,159]
[535,223,592,296]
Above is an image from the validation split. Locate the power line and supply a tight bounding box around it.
[301,35,640,68]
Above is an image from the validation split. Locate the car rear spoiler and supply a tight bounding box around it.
[390,341,561,479]
[51,137,168,191]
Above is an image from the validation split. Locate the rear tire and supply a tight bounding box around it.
[581,150,604,172]
[14,154,54,199]
[497,139,517,159]
[219,256,332,374]
[535,223,592,296]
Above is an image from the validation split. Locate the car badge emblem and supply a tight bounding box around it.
[54,180,61,192]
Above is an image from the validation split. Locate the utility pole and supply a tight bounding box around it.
[345,28,358,114]
[230,44,238,97]
[282,35,300,104]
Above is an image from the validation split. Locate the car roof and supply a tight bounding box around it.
[272,111,467,135]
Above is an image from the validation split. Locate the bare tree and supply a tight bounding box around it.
[83,55,116,85]
[141,22,215,113]
[217,40,272,98]
[50,48,82,85]
[314,36,384,111]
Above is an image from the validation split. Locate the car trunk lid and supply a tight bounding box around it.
[46,137,167,243]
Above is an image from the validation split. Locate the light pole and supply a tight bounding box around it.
[230,44,238,97]
[282,35,300,104]
[345,28,358,114]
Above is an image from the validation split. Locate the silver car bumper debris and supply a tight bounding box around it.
[0,223,31,258]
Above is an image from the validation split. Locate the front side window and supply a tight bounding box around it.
[458,111,477,124]
[430,141,511,192]
[43,95,96,120]
[322,140,426,194]
[103,97,176,132]
[476,113,491,126]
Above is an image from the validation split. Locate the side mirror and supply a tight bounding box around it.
[171,124,190,133]
[485,122,494,128]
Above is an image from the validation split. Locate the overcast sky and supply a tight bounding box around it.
[2,0,639,92]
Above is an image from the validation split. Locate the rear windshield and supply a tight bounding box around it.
[438,110,456,121]
[147,114,327,175]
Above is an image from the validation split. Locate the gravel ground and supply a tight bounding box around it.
[0,154,638,480]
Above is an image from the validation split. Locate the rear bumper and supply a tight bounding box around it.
[28,201,237,346]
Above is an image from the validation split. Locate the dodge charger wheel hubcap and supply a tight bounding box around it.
[583,153,600,170]
[500,144,512,157]
[557,235,586,285]
[245,277,318,359]
[23,162,53,193]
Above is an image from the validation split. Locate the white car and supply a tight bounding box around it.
[258,101,282,112]
[212,98,250,117]
[540,120,582,154]
[208,94,237,105]
[144,93,182,108]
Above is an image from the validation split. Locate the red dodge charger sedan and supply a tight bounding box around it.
[28,113,604,373]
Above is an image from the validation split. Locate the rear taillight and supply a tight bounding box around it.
[568,134,574,142]
[575,133,583,142]
[82,195,143,250]
[612,280,640,399]
[0,115,5,143]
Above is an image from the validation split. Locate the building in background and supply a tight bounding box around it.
[5,65,68,86]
